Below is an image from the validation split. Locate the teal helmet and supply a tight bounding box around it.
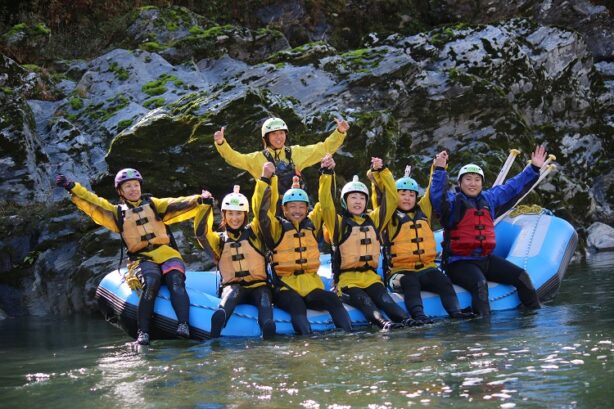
[395,177,420,193]
[282,187,309,205]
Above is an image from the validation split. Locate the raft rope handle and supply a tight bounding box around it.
[124,262,143,291]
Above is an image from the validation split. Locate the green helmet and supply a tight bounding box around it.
[395,177,420,193]
[457,163,484,182]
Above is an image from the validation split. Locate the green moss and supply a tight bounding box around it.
[69,97,83,110]
[1,87,13,95]
[143,97,165,108]
[117,119,133,131]
[189,25,205,35]
[108,62,129,81]
[140,41,166,52]
[22,64,41,73]
[142,74,177,96]
[166,22,179,32]
[32,23,50,35]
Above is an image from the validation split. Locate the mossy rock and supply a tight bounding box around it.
[267,41,337,66]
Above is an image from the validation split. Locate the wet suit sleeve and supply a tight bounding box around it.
[254,175,282,248]
[290,129,347,171]
[369,168,399,233]
[194,202,222,261]
[313,171,337,237]
[215,138,264,180]
[151,195,201,224]
[417,164,435,224]
[429,167,456,228]
[483,165,540,217]
[69,182,120,233]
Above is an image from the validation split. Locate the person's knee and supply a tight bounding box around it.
[517,270,536,291]
[141,273,161,301]
[166,270,186,293]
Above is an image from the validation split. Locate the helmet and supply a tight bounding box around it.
[221,185,249,212]
[396,177,420,193]
[114,168,143,188]
[457,163,484,182]
[282,176,309,205]
[261,117,288,139]
[341,175,369,208]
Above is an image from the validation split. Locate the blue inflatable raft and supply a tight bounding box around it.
[96,211,577,340]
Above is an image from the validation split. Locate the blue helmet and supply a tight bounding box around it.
[282,188,309,205]
[395,177,420,193]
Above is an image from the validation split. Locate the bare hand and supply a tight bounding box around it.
[321,154,335,170]
[201,190,212,200]
[531,145,547,168]
[371,157,383,171]
[434,151,448,168]
[262,162,276,178]
[335,117,350,134]
[213,127,225,145]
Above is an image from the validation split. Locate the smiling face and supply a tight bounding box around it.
[397,190,417,211]
[224,210,246,230]
[118,180,142,202]
[346,192,367,215]
[265,130,287,150]
[459,173,483,197]
[283,201,308,223]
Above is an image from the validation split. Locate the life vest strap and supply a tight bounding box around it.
[410,237,424,243]
[293,269,305,275]
[141,232,156,241]
[235,271,250,278]
[135,217,149,226]
[294,246,307,252]
[231,254,245,261]
[294,232,305,238]
[296,258,307,264]
[360,238,372,245]
[359,255,373,262]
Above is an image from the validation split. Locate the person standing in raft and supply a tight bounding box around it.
[430,147,546,316]
[213,117,350,206]
[326,157,415,331]
[193,186,276,339]
[55,169,205,345]
[372,163,474,324]
[255,155,352,335]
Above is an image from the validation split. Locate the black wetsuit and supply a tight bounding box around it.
[219,284,274,329]
[341,283,409,328]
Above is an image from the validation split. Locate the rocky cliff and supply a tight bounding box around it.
[1,1,612,317]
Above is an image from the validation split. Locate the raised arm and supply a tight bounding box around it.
[214,126,263,179]
[311,154,338,237]
[367,158,398,233]
[253,163,282,248]
[291,118,349,170]
[151,194,202,224]
[56,175,121,233]
[193,191,222,262]
[429,151,453,225]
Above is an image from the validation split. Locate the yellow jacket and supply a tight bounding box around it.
[69,183,201,264]
[215,129,347,180]
[194,200,268,288]
[329,168,398,291]
[374,165,438,274]
[255,172,336,297]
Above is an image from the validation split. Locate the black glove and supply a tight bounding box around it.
[55,174,74,190]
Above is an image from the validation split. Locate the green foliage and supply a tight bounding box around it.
[142,74,177,96]
[143,97,165,108]
[69,97,83,110]
[117,118,133,131]
[140,41,166,52]
[108,62,130,81]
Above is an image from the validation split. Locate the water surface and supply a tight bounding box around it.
[1,254,613,408]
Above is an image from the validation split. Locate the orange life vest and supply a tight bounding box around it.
[218,228,267,285]
[270,219,320,277]
[333,217,380,277]
[119,200,169,254]
[386,208,437,272]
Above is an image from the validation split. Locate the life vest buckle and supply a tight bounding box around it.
[359,255,373,262]
[360,238,372,245]
[296,258,307,264]
[476,235,486,241]
[294,232,306,238]
[359,226,370,232]
[135,217,149,226]
[229,242,242,248]
[231,254,245,261]
[235,271,250,278]
[293,269,305,275]
[294,246,307,252]
[411,237,424,243]
[141,232,156,241]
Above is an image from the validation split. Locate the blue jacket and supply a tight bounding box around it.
[430,164,540,262]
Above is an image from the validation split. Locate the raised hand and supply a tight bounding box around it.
[434,151,448,168]
[531,145,547,168]
[262,161,276,179]
[213,127,225,145]
[201,190,212,200]
[335,117,350,134]
[55,174,74,190]
[321,153,335,170]
[371,157,383,171]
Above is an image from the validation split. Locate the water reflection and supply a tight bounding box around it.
[0,254,613,408]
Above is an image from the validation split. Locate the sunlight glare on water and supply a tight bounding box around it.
[1,253,613,408]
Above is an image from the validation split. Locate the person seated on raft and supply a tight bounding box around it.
[370,161,474,324]
[325,157,415,331]
[55,169,205,345]
[254,156,352,335]
[213,117,350,208]
[430,147,546,317]
[194,185,276,339]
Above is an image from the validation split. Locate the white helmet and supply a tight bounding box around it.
[457,163,484,182]
[261,117,288,139]
[341,175,369,208]
[221,185,249,212]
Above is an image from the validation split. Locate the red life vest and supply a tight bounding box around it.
[444,195,496,257]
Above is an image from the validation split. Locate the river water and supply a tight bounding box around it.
[1,254,613,409]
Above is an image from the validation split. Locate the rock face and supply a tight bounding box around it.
[1,3,613,316]
[587,222,614,252]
